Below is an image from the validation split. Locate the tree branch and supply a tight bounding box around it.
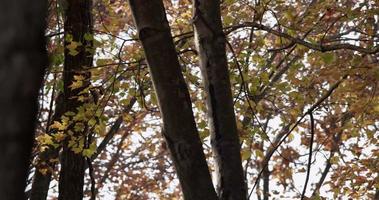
[227,22,379,54]
[91,97,137,161]
[301,112,315,200]
[248,75,347,198]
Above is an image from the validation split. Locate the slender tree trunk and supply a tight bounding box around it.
[30,155,55,200]
[30,94,64,200]
[31,95,134,199]
[30,121,60,200]
[192,1,246,199]
[262,166,270,200]
[0,0,47,199]
[128,1,218,199]
[58,0,93,199]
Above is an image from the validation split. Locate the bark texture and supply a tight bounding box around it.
[58,0,93,199]
[0,0,47,199]
[128,0,218,199]
[192,0,246,199]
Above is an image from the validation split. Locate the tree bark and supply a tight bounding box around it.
[262,166,270,200]
[128,1,218,199]
[0,0,47,199]
[192,1,246,199]
[58,0,93,199]
[30,94,64,200]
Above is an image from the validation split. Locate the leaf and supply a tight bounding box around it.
[50,120,67,131]
[69,80,83,90]
[74,122,85,132]
[74,75,85,81]
[241,149,251,161]
[321,53,335,64]
[260,72,270,85]
[82,141,97,158]
[254,149,264,158]
[96,59,109,66]
[66,41,81,56]
[53,132,66,142]
[36,133,53,146]
[65,111,76,116]
[330,156,339,164]
[298,168,306,173]
[88,118,97,127]
[39,168,49,176]
[84,33,93,41]
[374,105,379,112]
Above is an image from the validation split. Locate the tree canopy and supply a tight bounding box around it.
[18,0,379,199]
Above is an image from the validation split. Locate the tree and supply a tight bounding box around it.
[0,0,47,199]
[128,0,218,199]
[28,0,379,199]
[30,93,64,200]
[192,0,246,198]
[58,0,94,199]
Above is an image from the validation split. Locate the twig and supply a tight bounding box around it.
[227,22,379,54]
[301,112,315,199]
[248,75,347,198]
[87,157,96,200]
[90,97,137,161]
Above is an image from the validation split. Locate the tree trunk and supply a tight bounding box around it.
[262,166,270,200]
[30,94,64,200]
[0,0,47,199]
[58,0,93,199]
[192,1,246,199]
[127,1,218,199]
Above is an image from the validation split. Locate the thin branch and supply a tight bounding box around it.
[91,97,137,161]
[227,22,379,54]
[248,75,347,198]
[311,112,353,197]
[301,112,315,200]
[87,157,96,200]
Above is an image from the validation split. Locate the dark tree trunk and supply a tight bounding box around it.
[192,1,246,199]
[29,151,56,200]
[30,94,64,200]
[0,0,47,199]
[262,166,270,200]
[128,0,218,199]
[58,0,93,199]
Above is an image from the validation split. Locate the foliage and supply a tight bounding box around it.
[30,0,379,199]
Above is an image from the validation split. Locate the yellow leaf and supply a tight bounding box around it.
[36,133,53,145]
[53,132,66,142]
[74,122,85,132]
[82,141,97,158]
[73,75,85,81]
[330,156,339,164]
[88,118,97,127]
[50,120,66,131]
[77,95,87,102]
[39,168,49,175]
[69,80,83,90]
[255,149,264,158]
[66,41,81,56]
[72,147,82,154]
[374,105,379,112]
[241,149,251,161]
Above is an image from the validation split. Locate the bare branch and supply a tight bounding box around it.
[301,112,315,200]
[248,75,347,198]
[227,22,379,54]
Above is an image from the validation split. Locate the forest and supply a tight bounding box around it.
[0,0,378,199]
